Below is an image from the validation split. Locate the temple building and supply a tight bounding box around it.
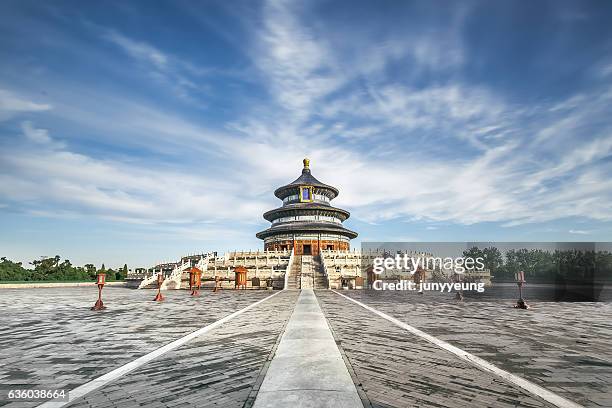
[127,158,491,290]
[256,158,358,256]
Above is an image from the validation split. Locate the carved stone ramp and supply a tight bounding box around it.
[253,289,363,408]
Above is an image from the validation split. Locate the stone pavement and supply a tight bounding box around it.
[0,287,282,408]
[318,290,612,408]
[253,289,363,408]
[67,290,299,408]
[316,290,556,408]
[1,287,610,408]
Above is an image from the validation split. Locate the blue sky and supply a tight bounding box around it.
[1,0,612,268]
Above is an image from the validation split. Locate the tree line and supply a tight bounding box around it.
[0,256,129,282]
[462,247,612,282]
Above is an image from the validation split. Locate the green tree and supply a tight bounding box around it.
[115,264,128,280]
[0,257,29,281]
[482,247,503,275]
[84,264,97,279]
[462,247,484,265]
[30,256,60,280]
[1,256,134,282]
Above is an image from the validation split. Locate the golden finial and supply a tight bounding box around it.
[303,157,310,169]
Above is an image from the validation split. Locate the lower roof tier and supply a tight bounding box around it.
[263,203,350,222]
[256,221,358,240]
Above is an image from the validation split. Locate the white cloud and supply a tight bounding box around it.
[104,31,168,69]
[356,26,465,75]
[22,121,52,144]
[20,121,67,150]
[315,134,612,227]
[2,1,611,236]
[366,84,506,137]
[101,30,211,104]
[0,89,51,121]
[224,0,612,229]
[600,63,612,78]
[0,123,270,226]
[254,0,345,117]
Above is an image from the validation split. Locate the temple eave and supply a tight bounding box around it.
[256,224,358,240]
[274,184,339,200]
[262,204,350,222]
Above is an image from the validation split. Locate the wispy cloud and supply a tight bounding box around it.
[21,121,66,149]
[104,30,168,68]
[254,0,345,119]
[234,0,612,228]
[0,89,51,121]
[101,29,209,104]
[0,122,268,226]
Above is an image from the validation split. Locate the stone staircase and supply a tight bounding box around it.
[137,274,159,289]
[285,254,329,290]
[287,255,302,289]
[313,255,329,289]
[161,260,191,290]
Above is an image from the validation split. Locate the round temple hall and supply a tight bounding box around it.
[256,158,358,256]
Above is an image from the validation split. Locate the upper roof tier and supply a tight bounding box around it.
[274,158,339,200]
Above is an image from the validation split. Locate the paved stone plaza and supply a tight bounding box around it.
[0,288,285,408]
[0,287,610,407]
[318,291,612,408]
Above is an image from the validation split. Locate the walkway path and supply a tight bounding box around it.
[253,289,363,408]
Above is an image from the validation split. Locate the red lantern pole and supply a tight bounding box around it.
[153,273,164,301]
[453,271,464,301]
[91,272,107,311]
[514,270,530,309]
[234,266,247,290]
[189,268,194,294]
[213,275,222,293]
[189,267,201,296]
